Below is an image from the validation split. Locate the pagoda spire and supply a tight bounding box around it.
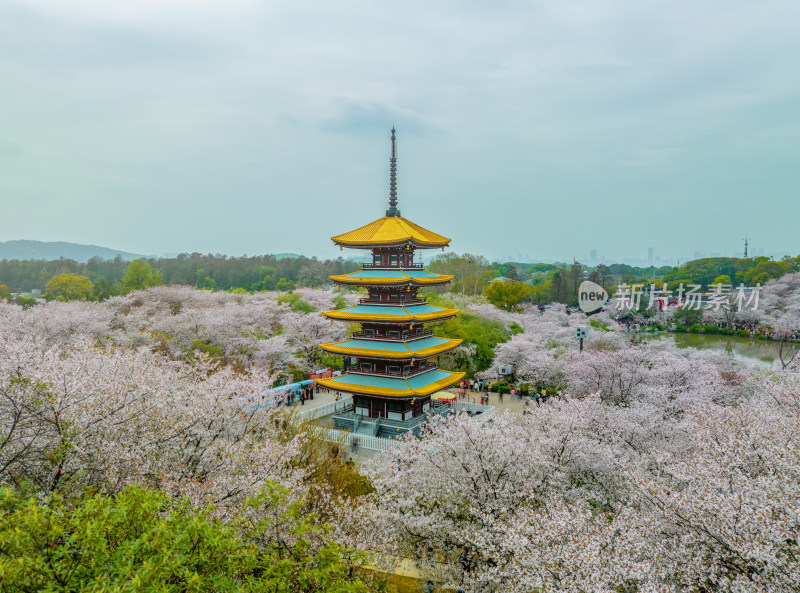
[386,127,400,217]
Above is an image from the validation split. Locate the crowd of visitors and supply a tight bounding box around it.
[615,317,800,339]
[453,379,563,412]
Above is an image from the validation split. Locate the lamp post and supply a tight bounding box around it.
[574,326,589,353]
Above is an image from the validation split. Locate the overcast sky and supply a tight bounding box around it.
[1,0,798,264]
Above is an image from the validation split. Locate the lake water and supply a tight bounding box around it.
[643,332,782,366]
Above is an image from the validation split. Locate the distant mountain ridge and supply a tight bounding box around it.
[0,241,146,263]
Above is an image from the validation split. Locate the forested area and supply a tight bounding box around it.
[3,253,798,314]
[429,253,800,310]
[0,252,360,293]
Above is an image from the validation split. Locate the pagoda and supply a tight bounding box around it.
[315,129,465,436]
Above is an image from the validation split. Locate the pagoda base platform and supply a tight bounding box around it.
[332,408,443,438]
[330,399,493,439]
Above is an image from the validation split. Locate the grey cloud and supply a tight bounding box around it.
[318,99,439,136]
[0,5,230,70]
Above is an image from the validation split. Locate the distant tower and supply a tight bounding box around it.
[386,127,400,217]
[648,247,654,266]
[743,235,749,258]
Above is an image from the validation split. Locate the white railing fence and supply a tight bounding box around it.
[297,396,353,421]
[326,427,395,452]
[452,401,495,414]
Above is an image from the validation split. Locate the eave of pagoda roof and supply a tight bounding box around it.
[331,215,450,250]
[322,303,459,323]
[314,368,464,398]
[329,268,453,286]
[318,336,462,359]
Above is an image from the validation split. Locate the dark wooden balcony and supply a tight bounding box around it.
[359,263,425,270]
[359,296,426,305]
[350,363,438,379]
[351,330,434,341]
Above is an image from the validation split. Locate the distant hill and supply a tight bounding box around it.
[0,241,146,263]
[273,252,303,260]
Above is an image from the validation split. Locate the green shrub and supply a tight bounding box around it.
[189,340,225,357]
[0,484,373,593]
[589,318,611,332]
[277,292,316,313]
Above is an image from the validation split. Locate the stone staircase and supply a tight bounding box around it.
[332,403,454,439]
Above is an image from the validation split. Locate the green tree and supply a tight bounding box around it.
[550,269,568,304]
[595,264,612,291]
[0,484,374,593]
[277,292,316,313]
[672,306,703,326]
[711,274,732,286]
[568,261,583,304]
[119,259,162,293]
[484,280,531,312]
[431,311,511,373]
[530,280,552,304]
[274,277,295,291]
[743,260,789,286]
[429,253,493,297]
[90,277,118,301]
[296,260,329,287]
[44,273,94,301]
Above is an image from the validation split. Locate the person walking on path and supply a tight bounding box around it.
[534,392,540,406]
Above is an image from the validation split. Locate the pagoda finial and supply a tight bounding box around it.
[386,127,400,217]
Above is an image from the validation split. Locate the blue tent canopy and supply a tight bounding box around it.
[262,379,315,397]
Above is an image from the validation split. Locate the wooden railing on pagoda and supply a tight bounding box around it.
[359,263,425,270]
[359,296,427,305]
[350,329,434,341]
[350,363,438,379]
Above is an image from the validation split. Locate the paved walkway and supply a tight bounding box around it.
[295,387,537,415]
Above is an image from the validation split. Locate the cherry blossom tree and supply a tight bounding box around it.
[364,398,631,590]
[0,335,302,511]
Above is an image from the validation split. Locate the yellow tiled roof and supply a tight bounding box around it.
[328,271,454,286]
[322,306,460,323]
[315,371,465,398]
[319,338,462,359]
[331,216,451,248]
